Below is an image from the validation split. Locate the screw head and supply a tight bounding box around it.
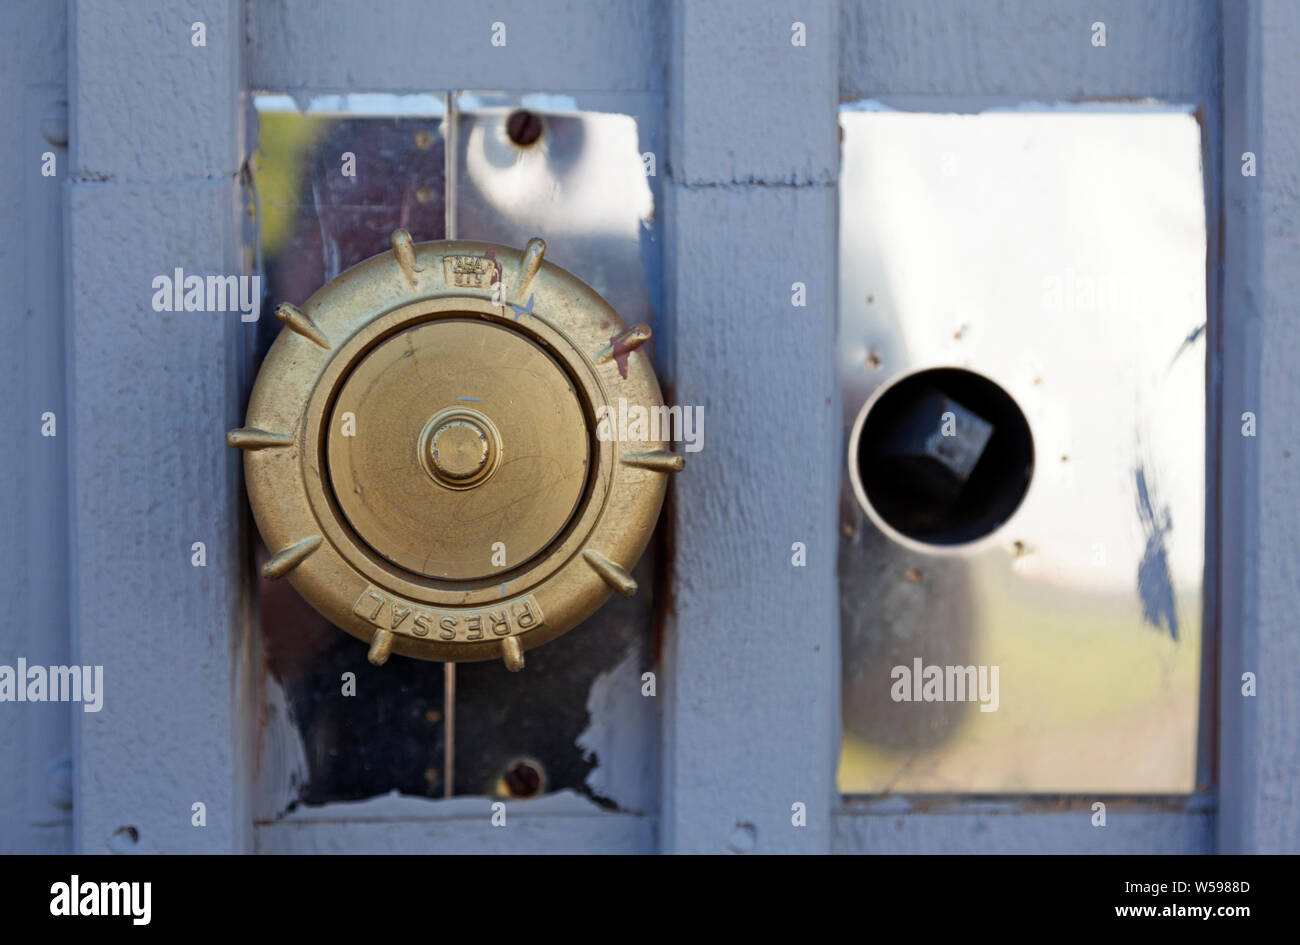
[506,109,544,147]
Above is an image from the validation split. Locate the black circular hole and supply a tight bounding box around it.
[853,368,1033,545]
[503,760,543,798]
[505,109,543,148]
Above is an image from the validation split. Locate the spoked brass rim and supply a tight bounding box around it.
[228,232,683,670]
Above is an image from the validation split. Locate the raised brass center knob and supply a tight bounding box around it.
[419,409,501,489]
[428,419,489,481]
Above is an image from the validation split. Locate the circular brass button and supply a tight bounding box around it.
[227,232,683,671]
[326,318,589,581]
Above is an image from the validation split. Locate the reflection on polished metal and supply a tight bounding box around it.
[230,231,682,669]
[837,109,1207,793]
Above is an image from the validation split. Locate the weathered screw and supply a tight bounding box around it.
[506,109,543,148]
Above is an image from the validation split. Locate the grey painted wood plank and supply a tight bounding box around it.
[69,0,242,182]
[247,0,666,95]
[1219,0,1300,855]
[65,182,248,853]
[834,810,1214,854]
[23,85,73,838]
[67,0,249,853]
[256,815,655,854]
[1,0,70,855]
[1216,0,1262,856]
[669,0,837,185]
[660,184,839,850]
[661,1,839,854]
[839,0,1220,103]
[255,792,654,853]
[1249,0,1300,853]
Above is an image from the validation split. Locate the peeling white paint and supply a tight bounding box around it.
[577,647,658,813]
[254,675,310,821]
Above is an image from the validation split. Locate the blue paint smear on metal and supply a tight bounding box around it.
[1169,321,1206,369]
[1134,464,1179,640]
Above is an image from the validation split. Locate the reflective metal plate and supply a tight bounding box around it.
[838,106,1207,794]
[249,92,662,812]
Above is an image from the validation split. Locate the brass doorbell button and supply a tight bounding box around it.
[228,231,682,670]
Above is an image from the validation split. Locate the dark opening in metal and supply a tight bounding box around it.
[851,367,1033,546]
[499,758,545,798]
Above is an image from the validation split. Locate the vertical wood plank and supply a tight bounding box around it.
[66,0,249,853]
[1,0,71,853]
[661,0,839,853]
[1219,0,1300,854]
